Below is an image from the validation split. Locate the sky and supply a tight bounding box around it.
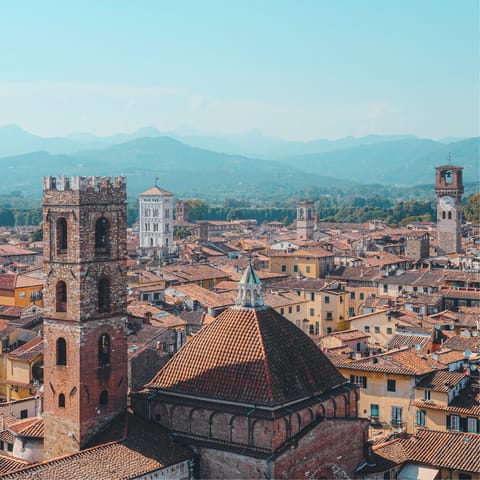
[0,0,478,140]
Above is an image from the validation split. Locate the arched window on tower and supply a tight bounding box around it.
[98,278,110,313]
[98,334,110,366]
[442,211,446,220]
[95,217,109,251]
[99,390,109,406]
[58,393,65,408]
[56,338,67,365]
[56,217,68,254]
[448,211,452,219]
[55,281,67,312]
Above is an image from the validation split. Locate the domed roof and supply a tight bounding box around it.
[146,305,346,407]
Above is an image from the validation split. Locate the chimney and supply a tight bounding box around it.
[144,311,152,325]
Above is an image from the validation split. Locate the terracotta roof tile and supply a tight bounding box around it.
[8,417,44,438]
[147,306,346,406]
[1,414,192,480]
[331,347,444,376]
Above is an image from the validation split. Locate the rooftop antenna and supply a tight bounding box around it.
[154,176,159,187]
[448,152,452,163]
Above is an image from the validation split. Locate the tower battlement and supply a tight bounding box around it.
[43,175,126,192]
[43,176,126,205]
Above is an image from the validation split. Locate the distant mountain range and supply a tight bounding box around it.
[0,125,477,199]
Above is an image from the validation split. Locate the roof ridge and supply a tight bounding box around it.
[254,311,274,403]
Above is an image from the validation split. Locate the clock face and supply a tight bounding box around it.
[440,195,455,210]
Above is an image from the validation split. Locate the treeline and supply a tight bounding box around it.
[0,194,478,228]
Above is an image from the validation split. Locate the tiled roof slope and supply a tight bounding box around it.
[402,430,480,473]
[147,306,346,406]
[1,414,192,479]
[331,347,444,376]
[8,417,44,438]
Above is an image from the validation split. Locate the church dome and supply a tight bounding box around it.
[147,267,346,407]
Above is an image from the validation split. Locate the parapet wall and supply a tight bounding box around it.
[43,176,127,205]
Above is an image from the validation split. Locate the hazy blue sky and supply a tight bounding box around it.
[0,0,478,140]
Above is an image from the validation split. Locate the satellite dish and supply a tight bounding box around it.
[464,349,472,359]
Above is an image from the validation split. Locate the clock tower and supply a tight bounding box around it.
[435,165,463,254]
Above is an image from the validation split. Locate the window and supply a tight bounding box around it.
[387,379,396,392]
[310,308,315,317]
[56,338,67,366]
[305,266,310,273]
[98,334,110,366]
[467,417,478,433]
[350,292,355,300]
[350,375,367,388]
[416,410,426,426]
[424,389,431,401]
[153,292,160,300]
[325,296,330,304]
[315,322,319,335]
[281,265,286,272]
[7,443,13,452]
[386,327,392,334]
[413,286,418,292]
[310,292,315,301]
[364,326,370,333]
[293,265,298,273]
[391,406,402,426]
[288,306,292,314]
[98,278,110,313]
[383,284,388,293]
[56,217,68,253]
[296,305,300,313]
[326,312,333,320]
[359,293,364,300]
[423,287,428,294]
[349,307,355,317]
[99,390,109,406]
[374,326,380,333]
[326,327,332,334]
[20,409,28,419]
[370,404,379,417]
[55,281,67,312]
[58,393,65,408]
[448,415,460,431]
[280,308,284,315]
[95,217,109,250]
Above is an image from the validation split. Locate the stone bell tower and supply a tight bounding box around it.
[42,176,128,460]
[435,165,463,254]
[296,200,314,241]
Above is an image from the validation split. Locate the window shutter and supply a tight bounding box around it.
[446,415,451,429]
[460,417,468,432]
[363,376,368,388]
[350,375,355,384]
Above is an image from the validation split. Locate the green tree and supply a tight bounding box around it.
[463,193,480,223]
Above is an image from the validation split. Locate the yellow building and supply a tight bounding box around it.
[263,291,309,334]
[270,279,349,335]
[413,370,479,434]
[269,247,335,279]
[347,309,419,349]
[5,336,43,401]
[331,347,445,433]
[0,271,43,308]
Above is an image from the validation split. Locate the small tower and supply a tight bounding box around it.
[435,165,463,254]
[296,201,314,241]
[235,263,265,309]
[42,176,128,459]
[175,200,190,223]
[138,184,174,259]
